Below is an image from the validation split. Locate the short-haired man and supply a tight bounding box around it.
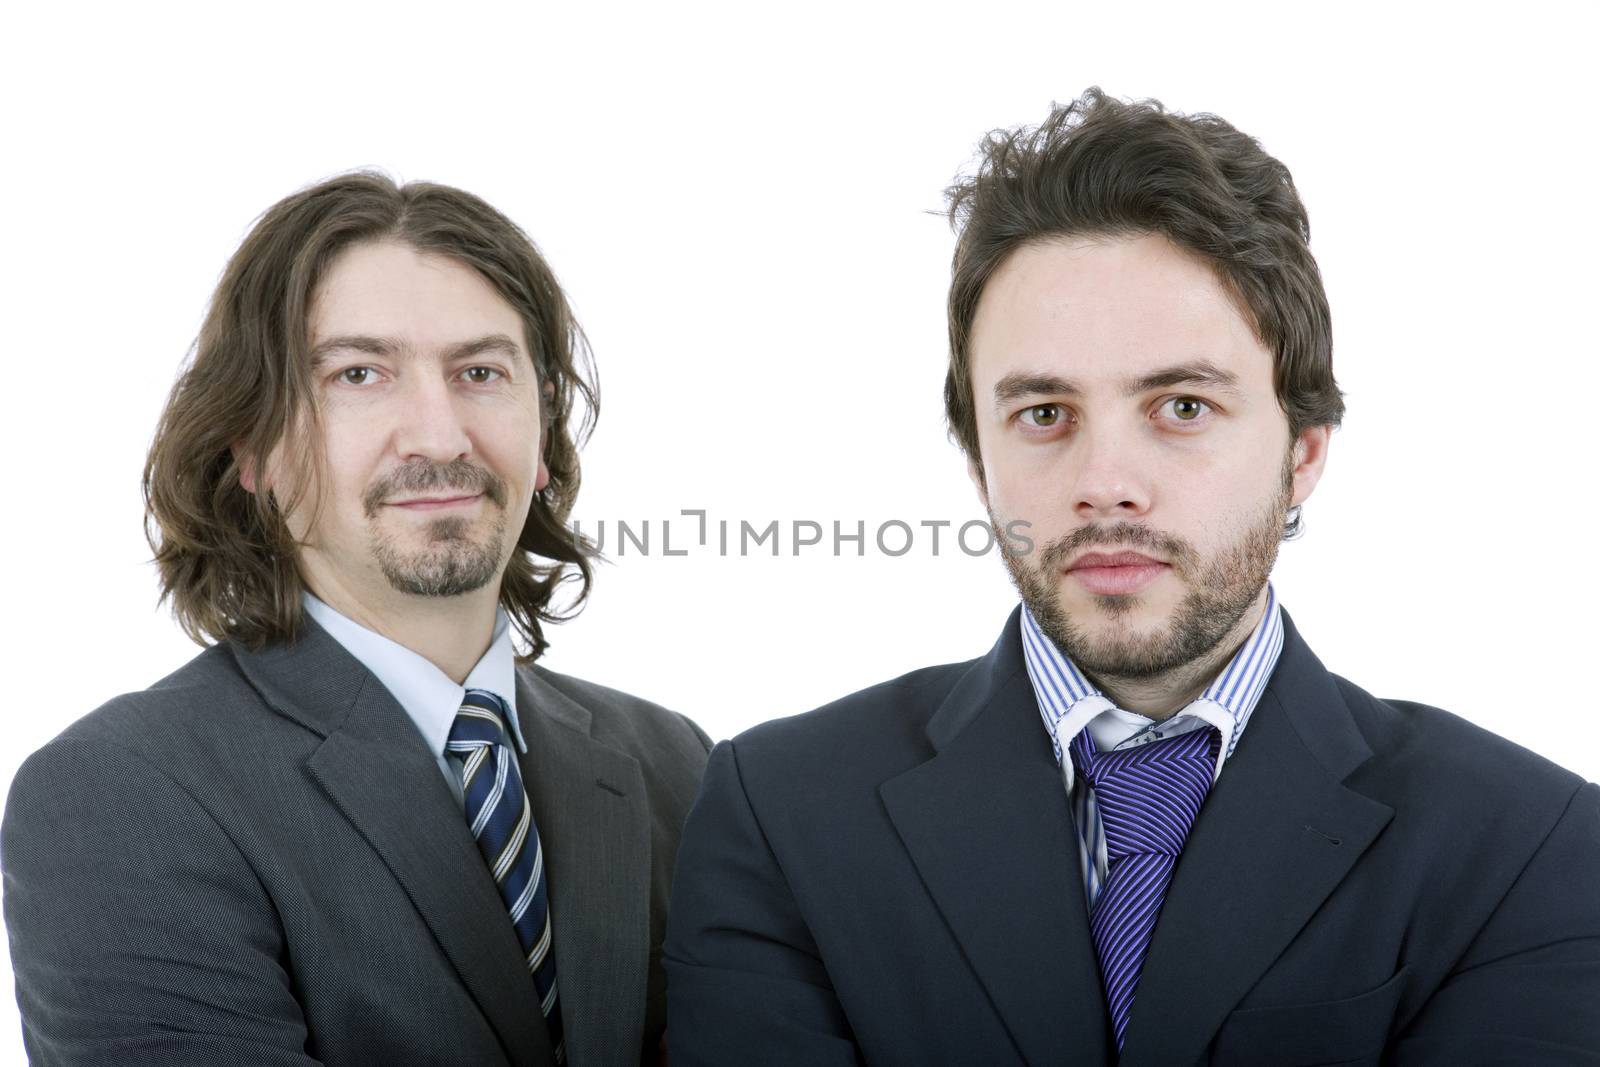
[665,90,1600,1063]
[3,173,710,1066]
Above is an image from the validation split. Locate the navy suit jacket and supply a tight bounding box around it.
[664,609,1600,1065]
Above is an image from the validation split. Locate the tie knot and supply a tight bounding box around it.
[1069,727,1219,859]
[448,689,511,750]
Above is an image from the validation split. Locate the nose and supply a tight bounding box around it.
[393,374,473,464]
[1072,425,1151,520]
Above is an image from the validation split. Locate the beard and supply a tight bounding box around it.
[996,456,1293,681]
[364,458,512,598]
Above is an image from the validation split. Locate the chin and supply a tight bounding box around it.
[1060,581,1171,622]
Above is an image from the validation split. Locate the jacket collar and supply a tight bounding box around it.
[882,606,1115,1063]
[231,620,560,1066]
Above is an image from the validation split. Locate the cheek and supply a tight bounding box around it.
[976,426,1050,508]
[983,464,1075,532]
[308,425,387,527]
[480,413,543,486]
[1176,464,1280,548]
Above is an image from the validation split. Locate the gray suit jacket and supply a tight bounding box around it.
[2,617,711,1066]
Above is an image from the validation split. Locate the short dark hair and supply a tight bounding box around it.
[143,171,598,662]
[944,87,1343,472]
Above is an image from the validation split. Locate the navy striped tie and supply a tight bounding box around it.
[1070,726,1219,1050]
[447,689,565,1063]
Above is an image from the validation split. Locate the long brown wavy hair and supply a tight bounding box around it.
[143,171,598,662]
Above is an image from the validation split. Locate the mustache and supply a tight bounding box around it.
[363,459,508,518]
[1035,521,1197,575]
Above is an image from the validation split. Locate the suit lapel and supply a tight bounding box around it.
[515,668,651,1067]
[1119,613,1394,1067]
[234,623,556,1067]
[880,612,1113,1066]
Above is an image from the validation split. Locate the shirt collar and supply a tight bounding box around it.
[302,592,527,757]
[1020,583,1284,788]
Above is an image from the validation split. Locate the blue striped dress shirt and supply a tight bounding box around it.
[1019,584,1286,910]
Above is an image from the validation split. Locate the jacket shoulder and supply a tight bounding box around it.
[729,657,981,772]
[524,663,711,758]
[44,643,259,756]
[1331,675,1588,866]
[1336,674,1586,793]
[6,643,280,841]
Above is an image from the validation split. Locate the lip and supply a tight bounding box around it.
[387,493,483,511]
[1066,550,1169,596]
[1067,550,1164,570]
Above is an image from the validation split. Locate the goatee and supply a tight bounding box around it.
[366,458,512,598]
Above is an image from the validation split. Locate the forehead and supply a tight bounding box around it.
[308,239,526,354]
[969,233,1273,392]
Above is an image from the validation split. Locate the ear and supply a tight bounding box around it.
[534,380,556,493]
[234,444,259,495]
[1288,424,1332,507]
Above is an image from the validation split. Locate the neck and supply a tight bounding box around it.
[1086,590,1269,720]
[304,570,500,685]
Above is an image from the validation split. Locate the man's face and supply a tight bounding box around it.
[263,239,548,611]
[968,233,1328,680]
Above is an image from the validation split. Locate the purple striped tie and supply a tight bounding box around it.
[1070,726,1220,1050]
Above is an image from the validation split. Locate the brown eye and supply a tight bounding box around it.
[462,366,503,384]
[1162,397,1212,423]
[339,367,374,385]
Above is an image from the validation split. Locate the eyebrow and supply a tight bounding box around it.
[991,359,1244,406]
[307,333,524,368]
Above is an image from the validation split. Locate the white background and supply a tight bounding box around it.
[2,1,1596,1059]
